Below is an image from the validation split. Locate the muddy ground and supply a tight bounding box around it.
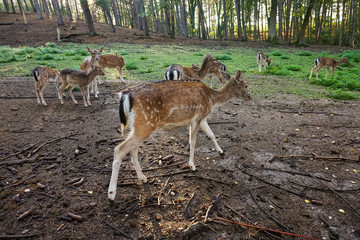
[1,11,360,240]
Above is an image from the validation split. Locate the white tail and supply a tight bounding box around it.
[59,66,105,107]
[309,56,349,80]
[108,70,251,200]
[80,46,104,98]
[164,54,224,83]
[256,52,271,72]
[31,65,61,106]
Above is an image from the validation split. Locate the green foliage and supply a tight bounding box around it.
[0,49,16,63]
[45,42,59,48]
[327,90,359,100]
[120,51,128,55]
[38,62,56,68]
[271,50,283,56]
[309,68,360,91]
[34,53,54,60]
[298,51,312,56]
[342,50,360,63]
[280,55,290,59]
[284,65,302,71]
[214,54,232,60]
[125,61,138,70]
[193,52,203,56]
[140,55,148,60]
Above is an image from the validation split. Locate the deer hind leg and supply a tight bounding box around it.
[117,66,125,83]
[67,86,78,105]
[309,66,317,80]
[200,119,223,154]
[38,82,47,106]
[34,81,41,105]
[108,133,145,200]
[130,146,147,183]
[325,68,329,79]
[188,121,200,171]
[80,86,89,107]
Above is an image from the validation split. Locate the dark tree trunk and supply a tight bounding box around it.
[10,0,16,13]
[278,0,283,42]
[111,0,121,25]
[197,0,206,39]
[65,0,73,21]
[285,0,292,42]
[34,0,44,19]
[241,0,246,40]
[80,0,96,34]
[296,0,316,45]
[268,0,277,42]
[223,0,227,40]
[235,0,243,40]
[180,0,187,36]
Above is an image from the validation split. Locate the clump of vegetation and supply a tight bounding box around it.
[120,51,128,55]
[34,53,54,60]
[298,51,312,56]
[45,42,59,48]
[271,50,283,56]
[280,55,290,59]
[125,61,138,70]
[342,50,360,63]
[285,65,302,71]
[265,64,290,76]
[140,55,148,60]
[214,54,232,60]
[193,52,203,56]
[309,68,360,91]
[327,89,359,100]
[0,49,16,63]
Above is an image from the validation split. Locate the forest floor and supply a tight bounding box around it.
[1,12,360,240]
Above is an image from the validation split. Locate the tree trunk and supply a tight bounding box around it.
[241,0,246,40]
[180,0,187,36]
[141,0,149,36]
[338,0,346,46]
[111,0,120,25]
[217,0,222,39]
[254,0,258,41]
[34,0,44,19]
[65,0,73,21]
[223,0,227,40]
[268,0,277,42]
[296,0,316,45]
[349,0,357,47]
[74,0,80,20]
[29,0,36,12]
[188,0,196,37]
[3,0,10,13]
[52,0,65,25]
[153,0,162,33]
[174,1,181,35]
[80,0,96,34]
[10,0,16,13]
[197,0,206,39]
[285,0,292,42]
[278,0,283,42]
[42,0,50,18]
[235,0,243,40]
[164,0,171,35]
[317,1,326,44]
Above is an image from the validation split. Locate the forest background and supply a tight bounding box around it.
[1,0,359,47]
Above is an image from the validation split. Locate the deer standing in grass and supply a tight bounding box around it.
[31,65,61,106]
[192,63,229,87]
[108,70,251,200]
[256,52,271,72]
[164,54,224,83]
[59,66,105,107]
[80,46,104,98]
[308,56,349,80]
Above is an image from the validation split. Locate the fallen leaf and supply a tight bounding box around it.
[339,209,345,213]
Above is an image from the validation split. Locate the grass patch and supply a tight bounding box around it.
[125,61,138,70]
[327,89,359,100]
[271,50,283,56]
[214,54,232,60]
[285,65,302,71]
[298,51,312,56]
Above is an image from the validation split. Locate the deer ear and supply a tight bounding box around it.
[235,70,243,80]
[86,47,91,53]
[99,47,104,52]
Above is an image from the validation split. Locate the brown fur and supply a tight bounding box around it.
[31,65,61,106]
[59,66,105,107]
[256,52,271,72]
[108,70,251,200]
[309,56,349,80]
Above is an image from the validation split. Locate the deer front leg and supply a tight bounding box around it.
[60,83,67,104]
[188,122,200,171]
[80,87,89,107]
[325,68,329,79]
[39,89,47,106]
[117,66,125,83]
[309,66,317,80]
[200,119,223,154]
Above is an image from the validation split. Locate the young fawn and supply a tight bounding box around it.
[108,70,251,200]
[308,56,349,80]
[31,65,61,106]
[256,52,271,72]
[59,66,105,107]
[192,63,228,87]
[98,53,126,83]
[164,54,224,83]
[80,46,104,98]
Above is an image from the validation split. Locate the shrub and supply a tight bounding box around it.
[280,55,290,59]
[0,49,16,63]
[285,65,302,71]
[214,54,232,60]
[342,50,360,63]
[327,90,359,100]
[126,61,138,70]
[193,52,203,56]
[120,51,128,55]
[45,42,59,48]
[140,55,148,60]
[35,53,54,60]
[298,51,312,56]
[271,50,283,56]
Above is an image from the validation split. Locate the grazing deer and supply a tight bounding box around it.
[164,54,224,83]
[31,65,61,106]
[59,66,105,107]
[308,56,349,80]
[98,53,126,83]
[108,70,251,200]
[80,46,104,98]
[256,52,271,72]
[192,63,228,87]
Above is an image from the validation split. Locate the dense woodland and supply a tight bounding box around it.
[1,0,359,47]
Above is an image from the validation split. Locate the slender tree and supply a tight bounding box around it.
[80,0,96,34]
[278,0,283,42]
[348,0,356,47]
[33,0,44,19]
[268,0,277,42]
[295,0,316,45]
[111,0,121,25]
[235,0,243,40]
[223,0,227,40]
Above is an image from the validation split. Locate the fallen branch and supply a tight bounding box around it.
[0,233,42,239]
[216,217,321,240]
[0,141,40,161]
[269,154,359,163]
[104,221,134,240]
[249,189,292,232]
[262,166,331,182]
[183,174,232,186]
[204,194,221,222]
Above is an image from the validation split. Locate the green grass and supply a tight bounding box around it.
[0,43,359,100]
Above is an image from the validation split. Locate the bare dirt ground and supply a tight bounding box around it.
[1,12,360,240]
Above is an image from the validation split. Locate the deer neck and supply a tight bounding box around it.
[210,79,236,105]
[336,59,346,66]
[86,71,99,84]
[198,60,213,78]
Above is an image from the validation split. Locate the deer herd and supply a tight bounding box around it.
[30,46,349,200]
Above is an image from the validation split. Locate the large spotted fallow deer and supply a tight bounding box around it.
[108,70,251,200]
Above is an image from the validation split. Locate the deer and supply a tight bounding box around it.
[80,46,104,98]
[192,62,228,87]
[108,70,251,200]
[98,53,126,83]
[31,65,61,106]
[308,56,349,80]
[59,66,105,107]
[256,52,271,72]
[164,54,225,84]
